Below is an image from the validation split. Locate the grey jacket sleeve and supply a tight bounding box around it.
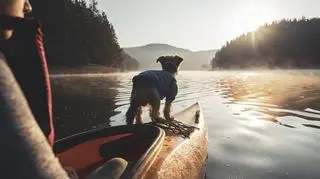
[0,52,69,179]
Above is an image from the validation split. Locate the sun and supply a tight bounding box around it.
[226,5,276,39]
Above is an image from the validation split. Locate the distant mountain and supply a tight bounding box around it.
[124,43,217,70]
[120,50,139,70]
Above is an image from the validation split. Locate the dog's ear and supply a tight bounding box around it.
[156,56,166,63]
[174,56,184,66]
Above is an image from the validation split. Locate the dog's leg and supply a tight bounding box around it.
[135,106,143,124]
[126,99,139,125]
[126,82,140,125]
[150,101,161,122]
[149,105,160,122]
[149,90,164,122]
[164,102,174,121]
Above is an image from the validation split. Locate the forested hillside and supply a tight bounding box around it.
[212,18,320,69]
[29,0,137,70]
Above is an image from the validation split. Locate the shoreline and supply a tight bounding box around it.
[48,66,320,75]
[49,65,123,75]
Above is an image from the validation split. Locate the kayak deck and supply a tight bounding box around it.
[137,102,208,179]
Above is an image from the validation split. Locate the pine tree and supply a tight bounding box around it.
[28,0,138,70]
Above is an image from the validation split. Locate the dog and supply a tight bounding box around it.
[125,55,183,125]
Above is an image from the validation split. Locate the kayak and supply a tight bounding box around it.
[54,102,208,179]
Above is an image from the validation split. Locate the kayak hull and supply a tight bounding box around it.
[54,102,208,179]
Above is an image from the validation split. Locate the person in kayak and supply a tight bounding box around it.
[0,0,55,146]
[126,55,183,125]
[0,0,71,178]
[0,1,127,178]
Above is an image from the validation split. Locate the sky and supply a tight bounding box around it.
[97,0,320,51]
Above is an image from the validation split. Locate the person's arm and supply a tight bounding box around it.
[0,53,69,179]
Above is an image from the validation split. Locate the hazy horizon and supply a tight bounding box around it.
[123,43,218,52]
[98,0,320,51]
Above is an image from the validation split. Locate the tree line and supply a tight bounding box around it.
[212,18,320,69]
[29,0,138,70]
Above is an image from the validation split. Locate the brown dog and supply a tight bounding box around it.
[126,55,183,125]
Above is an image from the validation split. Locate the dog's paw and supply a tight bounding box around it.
[165,116,174,121]
[153,116,165,123]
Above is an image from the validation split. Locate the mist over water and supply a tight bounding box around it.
[52,70,320,179]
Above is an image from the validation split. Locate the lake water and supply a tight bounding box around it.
[51,70,320,179]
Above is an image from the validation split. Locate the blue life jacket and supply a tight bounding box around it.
[133,70,177,103]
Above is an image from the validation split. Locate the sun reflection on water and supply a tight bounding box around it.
[218,71,320,129]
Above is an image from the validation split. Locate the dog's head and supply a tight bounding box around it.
[156,55,183,74]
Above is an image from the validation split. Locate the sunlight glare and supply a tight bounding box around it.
[247,119,266,128]
[232,104,275,129]
[240,72,259,80]
[226,5,276,40]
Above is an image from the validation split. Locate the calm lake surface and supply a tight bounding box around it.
[51,70,320,179]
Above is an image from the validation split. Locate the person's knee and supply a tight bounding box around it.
[86,158,128,179]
